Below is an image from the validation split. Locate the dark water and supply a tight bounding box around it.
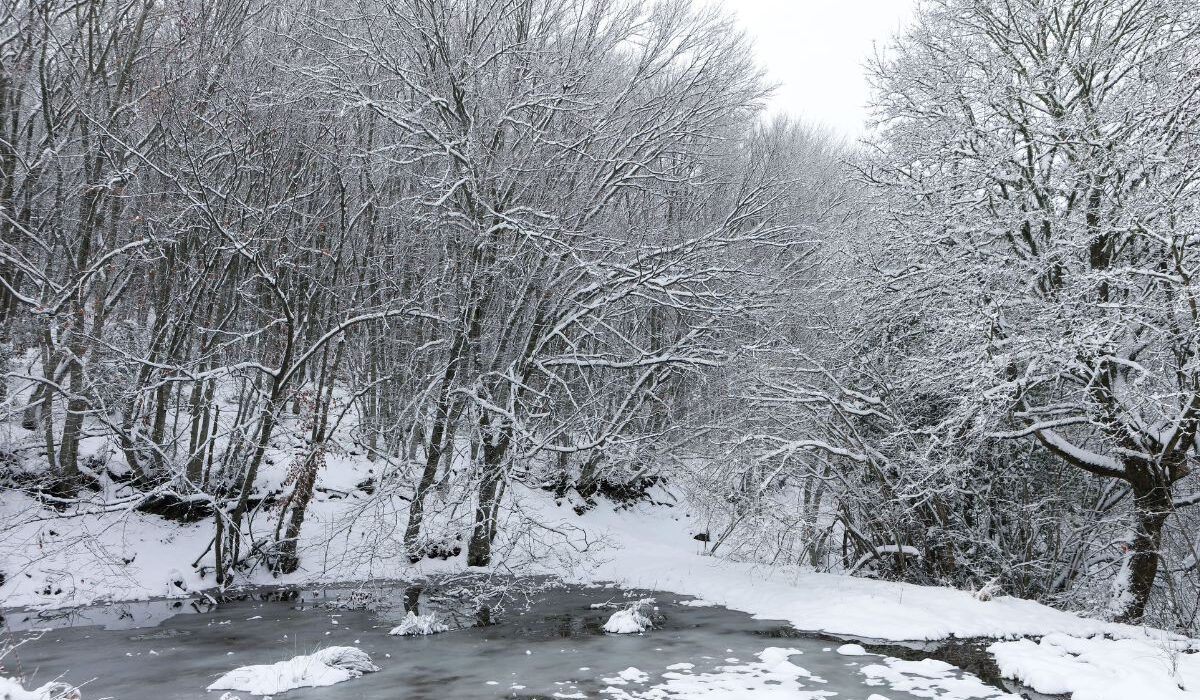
[1,584,1007,700]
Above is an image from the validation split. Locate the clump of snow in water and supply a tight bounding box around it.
[836,643,869,656]
[388,611,449,636]
[0,677,80,700]
[859,657,1019,699]
[206,646,379,695]
[989,632,1200,700]
[600,647,824,699]
[603,599,654,634]
[604,608,651,634]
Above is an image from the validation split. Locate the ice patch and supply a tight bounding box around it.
[859,657,1018,699]
[600,647,830,699]
[206,646,379,695]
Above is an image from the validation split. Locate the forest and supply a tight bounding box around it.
[1,1,1200,692]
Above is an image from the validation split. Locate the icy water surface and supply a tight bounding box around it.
[2,583,1014,700]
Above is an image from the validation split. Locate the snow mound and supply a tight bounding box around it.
[603,605,652,634]
[206,646,379,695]
[601,667,650,685]
[836,643,869,656]
[989,633,1200,700]
[0,677,79,700]
[388,611,449,636]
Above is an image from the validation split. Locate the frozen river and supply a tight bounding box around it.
[1,582,1023,699]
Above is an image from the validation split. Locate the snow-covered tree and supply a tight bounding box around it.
[866,0,1200,622]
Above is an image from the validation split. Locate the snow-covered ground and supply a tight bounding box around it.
[3,464,1199,699]
[0,676,78,700]
[990,634,1199,700]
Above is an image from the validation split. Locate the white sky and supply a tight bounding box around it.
[710,0,917,139]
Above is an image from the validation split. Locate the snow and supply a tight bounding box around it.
[540,497,1199,699]
[836,643,868,656]
[601,667,650,685]
[0,677,79,700]
[989,633,1200,700]
[603,603,653,634]
[205,646,379,695]
[387,611,448,636]
[550,496,1156,643]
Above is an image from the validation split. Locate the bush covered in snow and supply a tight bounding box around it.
[388,611,449,636]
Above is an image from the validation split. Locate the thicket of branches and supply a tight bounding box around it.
[0,0,811,581]
[2,0,1199,633]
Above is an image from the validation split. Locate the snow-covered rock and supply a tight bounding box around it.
[206,646,379,695]
[388,611,449,636]
[603,603,652,634]
[836,643,869,656]
[0,677,79,700]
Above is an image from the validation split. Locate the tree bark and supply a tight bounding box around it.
[1113,477,1172,623]
[467,426,509,567]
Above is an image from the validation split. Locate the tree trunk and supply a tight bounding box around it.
[56,350,85,485]
[274,448,322,574]
[467,428,509,567]
[275,339,345,574]
[1113,479,1171,623]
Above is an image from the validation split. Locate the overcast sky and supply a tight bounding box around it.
[711,0,917,139]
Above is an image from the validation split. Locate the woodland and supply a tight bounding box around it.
[1,0,1199,638]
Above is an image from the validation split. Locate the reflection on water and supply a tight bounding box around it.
[4,598,212,632]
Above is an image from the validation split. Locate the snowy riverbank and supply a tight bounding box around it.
[3,484,1198,698]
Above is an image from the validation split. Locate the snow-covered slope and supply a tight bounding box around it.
[543,493,1147,642]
